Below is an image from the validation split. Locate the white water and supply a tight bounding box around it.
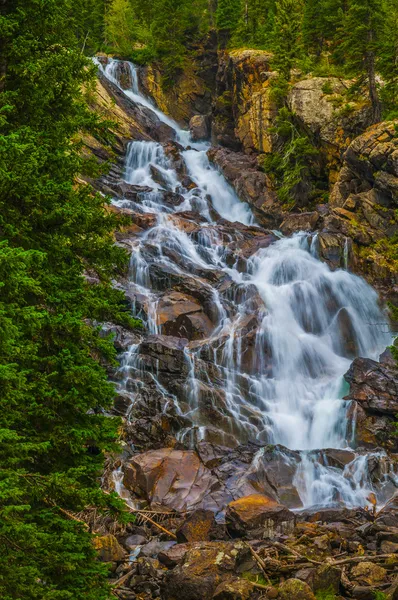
[97,58,395,510]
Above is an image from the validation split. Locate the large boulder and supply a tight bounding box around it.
[226,494,295,538]
[162,541,242,600]
[189,114,210,140]
[123,448,219,512]
[344,357,398,416]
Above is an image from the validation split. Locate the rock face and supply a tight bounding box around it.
[345,357,398,416]
[213,49,276,152]
[328,120,398,291]
[207,146,280,226]
[287,77,371,183]
[138,33,218,126]
[344,355,398,452]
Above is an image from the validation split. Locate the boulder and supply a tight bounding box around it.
[212,578,255,600]
[280,212,320,235]
[162,541,242,600]
[278,578,316,600]
[176,509,217,542]
[156,291,214,340]
[122,448,220,512]
[93,534,126,562]
[351,561,387,585]
[344,357,398,416]
[189,114,210,140]
[226,494,295,537]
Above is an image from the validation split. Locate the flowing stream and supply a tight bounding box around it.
[97,58,395,510]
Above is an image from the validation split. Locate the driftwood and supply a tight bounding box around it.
[245,543,272,585]
[272,541,323,565]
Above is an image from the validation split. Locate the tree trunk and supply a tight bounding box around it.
[367,28,382,124]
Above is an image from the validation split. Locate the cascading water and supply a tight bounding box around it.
[97,58,396,510]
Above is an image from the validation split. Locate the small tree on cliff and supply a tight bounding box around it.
[339,0,385,124]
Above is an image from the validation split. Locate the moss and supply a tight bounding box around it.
[315,590,337,600]
[241,572,269,586]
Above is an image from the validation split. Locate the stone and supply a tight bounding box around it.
[212,578,255,600]
[176,509,217,543]
[280,212,320,235]
[381,540,398,553]
[140,540,176,557]
[93,534,126,562]
[162,541,240,600]
[351,561,387,585]
[189,114,210,140]
[156,291,214,340]
[226,494,295,537]
[122,448,220,512]
[344,357,398,416]
[278,578,316,600]
[124,534,147,549]
[158,543,190,568]
[312,564,341,594]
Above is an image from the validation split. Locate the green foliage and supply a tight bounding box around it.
[271,0,304,79]
[0,0,136,598]
[337,0,385,122]
[105,0,138,58]
[263,107,319,204]
[216,0,242,33]
[315,590,338,600]
[231,0,275,48]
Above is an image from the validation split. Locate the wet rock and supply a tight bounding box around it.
[140,540,176,558]
[122,448,220,512]
[344,357,398,416]
[99,71,176,143]
[93,534,126,562]
[100,323,141,352]
[207,147,281,227]
[351,561,387,586]
[226,494,295,538]
[280,212,320,235]
[176,509,217,543]
[113,391,133,416]
[278,578,316,600]
[124,534,148,549]
[212,578,255,600]
[156,291,214,340]
[189,114,210,141]
[138,335,189,374]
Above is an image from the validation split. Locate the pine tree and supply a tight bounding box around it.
[379,0,398,116]
[0,0,133,597]
[339,0,385,124]
[271,0,304,79]
[302,0,345,57]
[233,0,275,47]
[105,0,137,57]
[216,0,242,42]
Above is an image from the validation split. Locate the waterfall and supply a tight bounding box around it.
[97,58,394,510]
